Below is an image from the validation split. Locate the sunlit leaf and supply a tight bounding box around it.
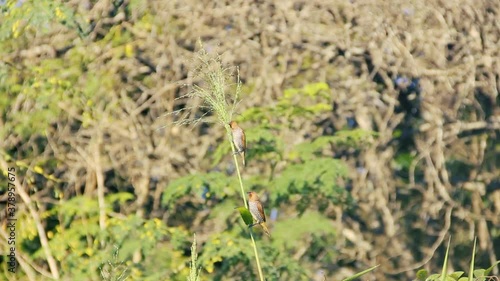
[235,206,253,225]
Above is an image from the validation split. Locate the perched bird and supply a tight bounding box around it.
[229,121,246,166]
[247,191,271,237]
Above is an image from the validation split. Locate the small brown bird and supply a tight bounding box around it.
[229,121,246,166]
[247,191,270,237]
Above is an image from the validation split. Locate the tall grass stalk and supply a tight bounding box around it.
[440,237,451,281]
[468,237,476,281]
[183,44,264,281]
[188,234,201,281]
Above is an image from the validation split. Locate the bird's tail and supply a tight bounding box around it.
[260,222,271,237]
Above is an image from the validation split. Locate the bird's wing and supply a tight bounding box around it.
[241,129,246,151]
[257,202,266,222]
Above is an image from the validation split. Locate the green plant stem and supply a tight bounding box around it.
[249,230,264,281]
[468,237,476,281]
[440,237,451,281]
[228,130,263,281]
[231,145,248,208]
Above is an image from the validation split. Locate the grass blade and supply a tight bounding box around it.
[468,237,476,281]
[441,236,451,281]
[341,264,379,281]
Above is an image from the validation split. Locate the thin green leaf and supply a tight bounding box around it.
[449,271,464,279]
[441,237,452,281]
[416,269,429,281]
[235,206,254,225]
[468,237,476,281]
[483,260,500,276]
[342,264,379,281]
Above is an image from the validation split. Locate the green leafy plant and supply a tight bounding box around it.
[0,0,90,40]
[415,237,500,281]
[169,43,266,281]
[99,246,129,281]
[163,77,379,279]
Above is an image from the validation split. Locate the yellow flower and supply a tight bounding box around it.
[55,7,66,20]
[125,44,134,58]
[85,248,94,256]
[12,20,20,38]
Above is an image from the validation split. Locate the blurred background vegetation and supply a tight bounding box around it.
[0,0,499,280]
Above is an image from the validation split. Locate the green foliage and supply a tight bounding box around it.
[393,152,415,174]
[260,244,310,281]
[8,190,193,280]
[292,129,376,161]
[271,211,336,249]
[279,82,331,117]
[99,246,130,281]
[416,269,429,280]
[0,0,89,40]
[272,158,350,213]
[0,0,129,142]
[173,46,267,281]
[470,261,500,281]
[0,49,97,140]
[236,207,254,226]
[211,125,284,166]
[240,82,332,124]
[162,172,237,208]
[198,234,251,276]
[415,237,500,281]
[161,79,363,280]
[0,64,70,138]
[1,0,498,280]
